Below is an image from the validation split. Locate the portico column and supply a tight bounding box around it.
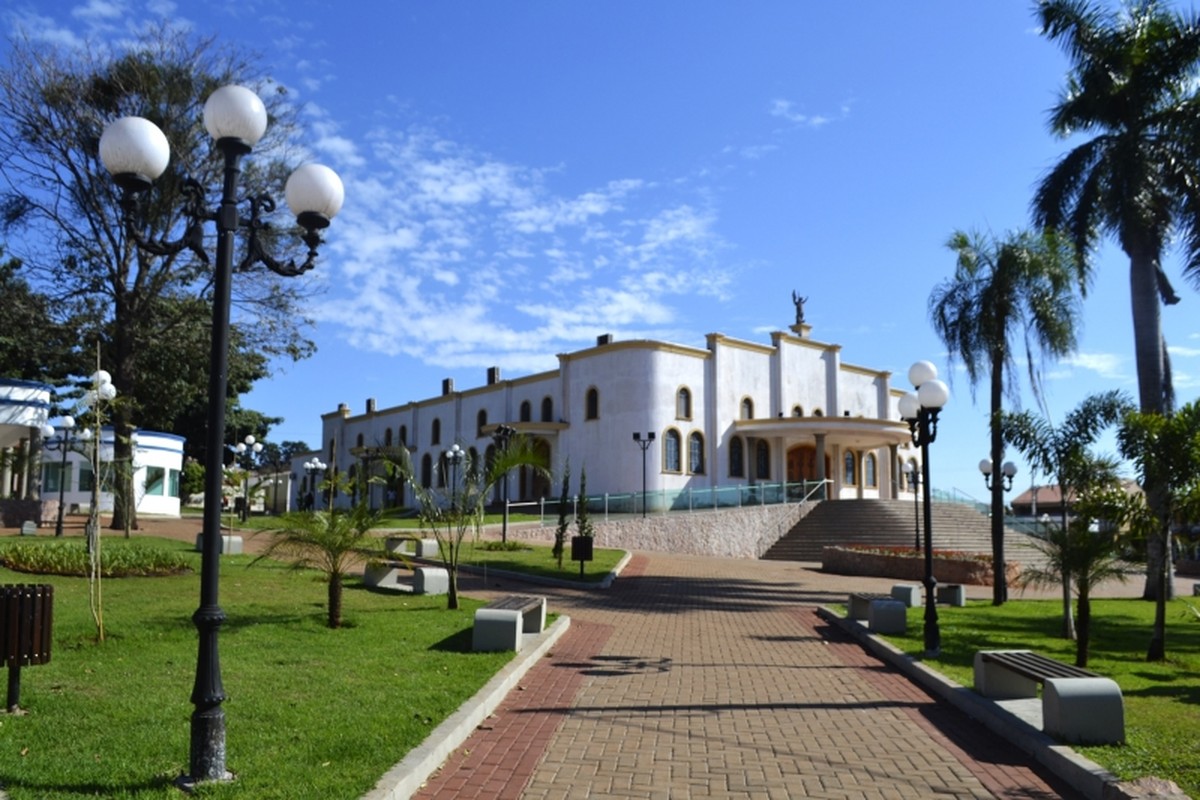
[814,433,827,499]
[888,443,899,499]
[1,447,11,498]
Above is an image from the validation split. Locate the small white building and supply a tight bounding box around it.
[0,377,54,501]
[295,324,922,512]
[40,427,186,518]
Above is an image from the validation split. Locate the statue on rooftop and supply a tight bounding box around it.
[791,291,808,325]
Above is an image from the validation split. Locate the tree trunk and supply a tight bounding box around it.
[1147,520,1168,661]
[327,573,342,629]
[1076,589,1090,668]
[1128,250,1170,600]
[989,356,1007,605]
[1060,508,1076,640]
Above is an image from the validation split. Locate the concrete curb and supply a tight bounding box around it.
[361,615,572,800]
[815,606,1123,800]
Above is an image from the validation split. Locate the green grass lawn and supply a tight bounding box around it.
[0,536,516,799]
[875,597,1200,797]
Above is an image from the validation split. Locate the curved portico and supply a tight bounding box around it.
[733,415,916,499]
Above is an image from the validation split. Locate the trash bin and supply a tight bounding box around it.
[1,584,53,712]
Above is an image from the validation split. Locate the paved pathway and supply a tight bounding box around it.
[414,553,1085,800]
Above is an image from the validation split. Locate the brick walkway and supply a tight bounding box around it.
[414,552,1083,800]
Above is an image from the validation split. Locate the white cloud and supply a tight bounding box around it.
[1061,352,1126,379]
[1168,345,1200,358]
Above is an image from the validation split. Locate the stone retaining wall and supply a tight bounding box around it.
[514,503,815,559]
[820,545,1021,586]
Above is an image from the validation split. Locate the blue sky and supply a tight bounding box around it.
[5,1,1199,502]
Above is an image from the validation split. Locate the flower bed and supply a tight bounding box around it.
[820,544,1020,586]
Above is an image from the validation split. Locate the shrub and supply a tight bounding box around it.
[0,540,192,577]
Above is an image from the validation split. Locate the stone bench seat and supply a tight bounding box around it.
[472,595,547,652]
[974,649,1124,745]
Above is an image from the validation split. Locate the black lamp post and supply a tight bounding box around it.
[898,360,949,658]
[491,424,516,543]
[303,458,327,510]
[902,460,921,551]
[632,432,655,518]
[101,85,343,786]
[234,435,263,522]
[979,458,1017,491]
[40,416,76,537]
[445,443,465,508]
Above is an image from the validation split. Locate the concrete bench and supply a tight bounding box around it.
[974,649,1124,744]
[472,595,547,652]
[937,583,966,606]
[847,592,892,621]
[867,599,906,634]
[890,584,921,607]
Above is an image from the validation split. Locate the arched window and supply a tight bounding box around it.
[677,387,692,420]
[729,437,745,478]
[420,454,432,488]
[585,387,599,420]
[792,405,803,417]
[812,408,824,417]
[519,401,532,422]
[431,418,441,445]
[541,396,553,422]
[468,447,479,478]
[843,451,858,486]
[755,440,770,479]
[400,425,408,445]
[864,452,878,488]
[688,432,705,474]
[477,409,488,438]
[741,397,754,420]
[437,452,447,488]
[664,429,682,473]
[384,428,393,447]
[356,433,364,448]
[328,439,335,461]
[897,456,907,491]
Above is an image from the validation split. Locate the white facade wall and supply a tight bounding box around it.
[42,428,185,517]
[301,330,916,510]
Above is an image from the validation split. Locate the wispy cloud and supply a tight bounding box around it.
[1057,352,1127,380]
[310,116,739,372]
[769,98,850,129]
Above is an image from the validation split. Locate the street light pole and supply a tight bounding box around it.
[234,435,263,522]
[632,432,655,518]
[101,85,343,786]
[898,360,949,658]
[303,458,327,510]
[902,460,921,551]
[40,416,76,537]
[446,444,464,509]
[979,457,1018,603]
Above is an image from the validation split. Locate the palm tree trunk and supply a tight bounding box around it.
[1147,519,1169,661]
[1060,508,1076,640]
[1129,251,1172,602]
[989,356,1007,605]
[327,573,343,629]
[1076,588,1090,668]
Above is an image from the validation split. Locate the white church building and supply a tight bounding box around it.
[295,321,923,513]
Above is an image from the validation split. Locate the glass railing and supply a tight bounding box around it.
[511,479,831,526]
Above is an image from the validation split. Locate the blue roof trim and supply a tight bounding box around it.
[0,378,53,391]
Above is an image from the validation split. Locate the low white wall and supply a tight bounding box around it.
[515,502,816,560]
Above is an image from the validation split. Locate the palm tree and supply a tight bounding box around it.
[253,500,382,629]
[929,228,1087,605]
[1032,0,1200,599]
[387,434,550,609]
[1019,499,1130,668]
[1002,390,1132,639]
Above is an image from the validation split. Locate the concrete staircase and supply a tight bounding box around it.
[762,498,1044,565]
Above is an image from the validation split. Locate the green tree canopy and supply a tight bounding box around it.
[0,27,321,526]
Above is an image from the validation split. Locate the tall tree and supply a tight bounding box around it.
[0,27,317,530]
[1001,390,1132,639]
[1032,0,1200,598]
[0,248,87,382]
[929,228,1087,604]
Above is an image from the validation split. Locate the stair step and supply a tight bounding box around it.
[763,498,1044,565]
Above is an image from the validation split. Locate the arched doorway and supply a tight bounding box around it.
[787,445,830,484]
[518,438,552,500]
